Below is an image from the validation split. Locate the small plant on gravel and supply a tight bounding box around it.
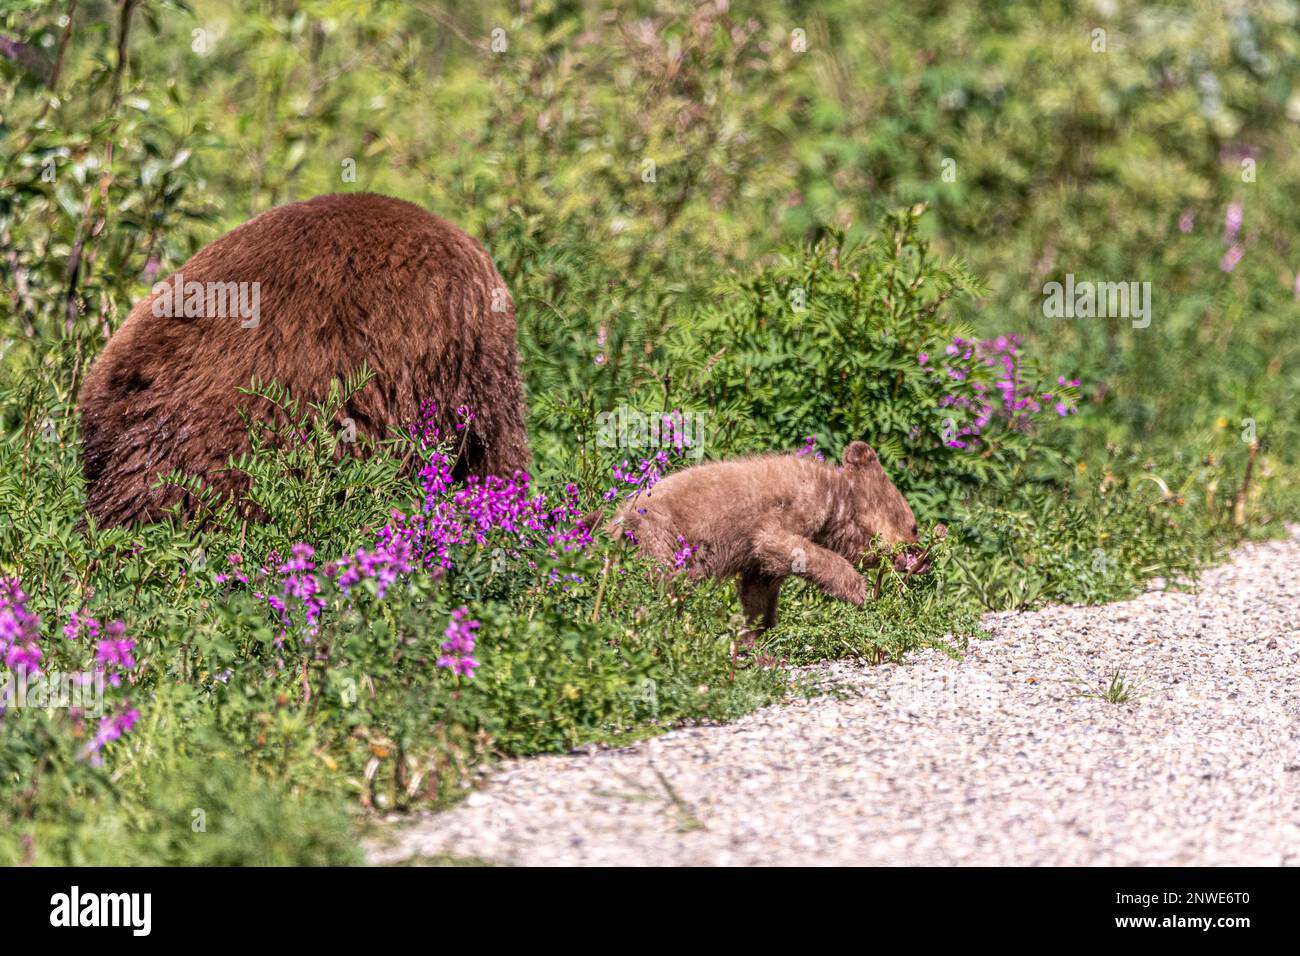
[1075,669,1144,706]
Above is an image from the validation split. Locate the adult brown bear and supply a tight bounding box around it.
[78,192,530,527]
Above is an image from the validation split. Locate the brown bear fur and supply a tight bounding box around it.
[611,442,924,634]
[78,192,529,527]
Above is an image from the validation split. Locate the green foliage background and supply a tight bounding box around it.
[1,0,1297,864]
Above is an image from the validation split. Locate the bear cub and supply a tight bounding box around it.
[612,441,929,634]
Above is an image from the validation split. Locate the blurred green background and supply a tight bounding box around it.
[6,0,1300,476]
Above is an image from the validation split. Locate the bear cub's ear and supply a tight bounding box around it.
[843,441,879,467]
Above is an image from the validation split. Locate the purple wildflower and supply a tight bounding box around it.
[332,539,414,598]
[214,552,250,585]
[64,609,101,642]
[1220,244,1244,273]
[924,333,1080,448]
[82,707,141,764]
[603,451,673,504]
[437,607,480,678]
[386,402,594,575]
[1224,201,1242,242]
[0,577,42,676]
[94,622,135,687]
[254,543,327,643]
[796,436,825,461]
[672,535,696,569]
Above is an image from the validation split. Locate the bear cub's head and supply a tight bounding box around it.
[839,440,931,575]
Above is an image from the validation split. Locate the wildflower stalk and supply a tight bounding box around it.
[591,552,615,624]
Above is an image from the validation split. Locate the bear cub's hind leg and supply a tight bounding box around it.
[737,570,784,640]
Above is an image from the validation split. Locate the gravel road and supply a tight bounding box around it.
[368,528,1300,866]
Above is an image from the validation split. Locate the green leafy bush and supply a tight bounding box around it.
[678,206,1084,515]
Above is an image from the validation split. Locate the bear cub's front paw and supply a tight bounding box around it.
[836,573,869,606]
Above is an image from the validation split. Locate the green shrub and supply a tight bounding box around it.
[677,206,1083,514]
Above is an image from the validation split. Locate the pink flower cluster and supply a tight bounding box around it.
[332,540,414,598]
[83,708,141,765]
[1,577,42,675]
[226,402,628,674]
[925,335,1079,450]
[407,399,475,448]
[2,580,140,763]
[796,436,825,461]
[355,402,590,572]
[603,450,672,503]
[63,610,99,642]
[438,606,480,677]
[656,411,694,455]
[65,611,136,688]
[1221,201,1244,273]
[213,552,249,586]
[253,544,327,644]
[93,622,135,687]
[379,464,591,573]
